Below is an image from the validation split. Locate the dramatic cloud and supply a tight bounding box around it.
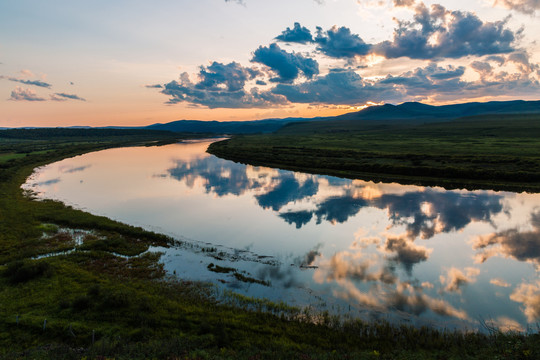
[9,87,46,101]
[315,251,468,320]
[268,60,539,107]
[471,61,493,76]
[0,75,51,88]
[275,22,313,44]
[161,71,287,108]
[315,26,371,58]
[492,0,540,14]
[382,62,539,102]
[314,195,367,224]
[373,188,504,240]
[50,93,86,101]
[251,43,319,83]
[279,210,314,228]
[256,174,318,211]
[168,156,258,196]
[155,4,537,109]
[439,267,480,294]
[393,0,416,7]
[373,4,517,59]
[384,235,432,273]
[510,279,540,322]
[196,61,260,92]
[508,51,540,74]
[473,210,540,266]
[272,70,403,105]
[318,250,397,284]
[387,281,469,320]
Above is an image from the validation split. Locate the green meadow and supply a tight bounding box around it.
[0,128,538,359]
[208,113,540,193]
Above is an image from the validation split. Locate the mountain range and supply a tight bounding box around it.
[145,100,540,134]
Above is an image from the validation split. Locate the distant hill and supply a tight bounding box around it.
[145,117,328,134]
[332,100,540,122]
[145,100,540,134]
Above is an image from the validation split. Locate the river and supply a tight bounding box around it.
[22,139,540,331]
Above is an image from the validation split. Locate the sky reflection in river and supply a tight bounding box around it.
[23,140,540,331]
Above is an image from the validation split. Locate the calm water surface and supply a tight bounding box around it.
[23,140,540,331]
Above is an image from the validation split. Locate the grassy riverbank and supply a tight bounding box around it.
[0,129,538,359]
[208,113,540,193]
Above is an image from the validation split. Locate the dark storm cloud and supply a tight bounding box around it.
[50,93,86,101]
[251,43,319,83]
[145,84,163,89]
[314,26,371,58]
[373,4,517,59]
[275,22,313,44]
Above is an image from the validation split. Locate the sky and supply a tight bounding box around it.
[1,0,540,127]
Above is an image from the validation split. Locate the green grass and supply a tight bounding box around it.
[208,113,540,192]
[0,128,538,359]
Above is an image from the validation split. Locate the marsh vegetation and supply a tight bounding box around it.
[0,128,539,359]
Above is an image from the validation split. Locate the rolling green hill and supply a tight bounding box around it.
[208,113,540,192]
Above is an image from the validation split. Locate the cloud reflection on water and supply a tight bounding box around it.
[167,156,505,238]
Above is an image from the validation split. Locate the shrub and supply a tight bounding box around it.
[3,259,52,284]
